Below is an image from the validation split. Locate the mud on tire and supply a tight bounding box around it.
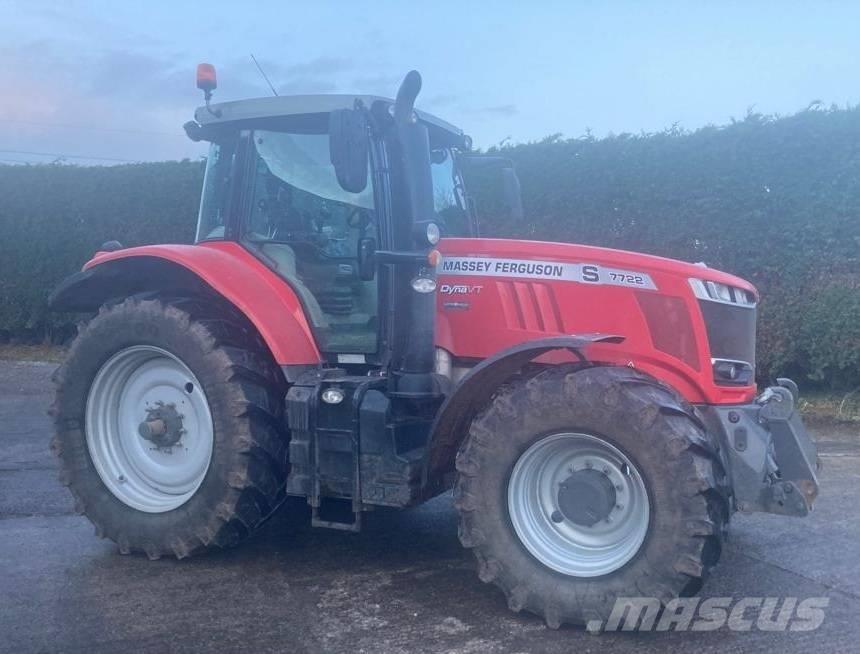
[50,296,289,559]
[453,365,729,629]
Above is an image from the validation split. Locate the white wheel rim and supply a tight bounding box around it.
[85,345,214,513]
[507,432,650,577]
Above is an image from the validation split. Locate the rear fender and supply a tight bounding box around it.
[422,333,624,494]
[49,243,321,365]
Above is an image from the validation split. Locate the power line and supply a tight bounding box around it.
[0,118,185,138]
[0,149,138,163]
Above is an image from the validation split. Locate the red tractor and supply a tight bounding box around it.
[49,67,819,628]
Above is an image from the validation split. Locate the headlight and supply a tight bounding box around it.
[426,222,441,245]
[321,388,345,404]
[413,220,441,246]
[411,277,437,293]
[689,278,756,306]
[712,358,754,385]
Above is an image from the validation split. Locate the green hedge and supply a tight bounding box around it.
[472,107,860,389]
[0,106,857,388]
[0,161,202,341]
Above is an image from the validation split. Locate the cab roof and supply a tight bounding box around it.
[195,94,463,138]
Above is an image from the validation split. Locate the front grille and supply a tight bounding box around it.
[699,300,757,373]
[689,277,757,382]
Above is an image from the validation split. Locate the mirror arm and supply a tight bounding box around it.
[374,250,430,265]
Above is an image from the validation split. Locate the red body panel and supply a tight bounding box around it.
[84,237,756,405]
[435,238,758,405]
[84,242,321,365]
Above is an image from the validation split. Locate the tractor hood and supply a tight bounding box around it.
[434,238,758,405]
[437,238,755,294]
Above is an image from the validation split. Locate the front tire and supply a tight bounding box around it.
[454,365,728,628]
[51,296,288,559]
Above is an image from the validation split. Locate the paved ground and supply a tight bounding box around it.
[1,359,859,653]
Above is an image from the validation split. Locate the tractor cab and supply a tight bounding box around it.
[184,68,520,376]
[177,67,530,527]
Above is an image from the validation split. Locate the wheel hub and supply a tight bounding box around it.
[557,468,617,527]
[507,432,650,577]
[138,402,184,449]
[85,345,214,513]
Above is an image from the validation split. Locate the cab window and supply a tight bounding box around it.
[430,148,472,237]
[243,130,379,354]
[196,138,237,241]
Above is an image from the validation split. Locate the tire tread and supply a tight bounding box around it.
[51,295,289,560]
[453,364,729,627]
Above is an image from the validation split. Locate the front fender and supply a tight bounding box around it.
[50,242,321,365]
[422,333,624,494]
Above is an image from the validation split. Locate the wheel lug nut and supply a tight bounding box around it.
[605,517,612,523]
[615,504,623,510]
[602,466,610,474]
[585,461,593,469]
[615,484,623,491]
[118,474,126,483]
[551,510,564,523]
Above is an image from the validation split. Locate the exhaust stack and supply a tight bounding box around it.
[387,71,439,397]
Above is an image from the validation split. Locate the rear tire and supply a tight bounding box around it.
[51,296,289,559]
[454,365,728,628]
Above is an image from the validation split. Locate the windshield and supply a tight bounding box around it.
[430,148,472,237]
[245,130,375,254]
[255,131,374,211]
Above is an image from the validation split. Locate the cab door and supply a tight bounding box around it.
[240,128,381,357]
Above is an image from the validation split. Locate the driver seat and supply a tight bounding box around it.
[259,243,329,328]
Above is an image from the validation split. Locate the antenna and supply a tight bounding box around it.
[250,54,279,97]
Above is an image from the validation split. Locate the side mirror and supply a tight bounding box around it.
[329,109,369,193]
[457,154,525,222]
[357,237,376,281]
[501,167,524,221]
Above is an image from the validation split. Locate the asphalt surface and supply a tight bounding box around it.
[1,359,859,654]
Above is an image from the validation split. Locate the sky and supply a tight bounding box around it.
[1,0,859,165]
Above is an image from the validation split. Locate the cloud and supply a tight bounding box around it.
[480,104,518,116]
[351,73,403,96]
[425,93,458,108]
[278,77,339,95]
[87,50,183,99]
[285,56,352,76]
[220,56,347,97]
[0,41,201,162]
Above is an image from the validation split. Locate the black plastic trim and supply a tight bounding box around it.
[421,333,625,495]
